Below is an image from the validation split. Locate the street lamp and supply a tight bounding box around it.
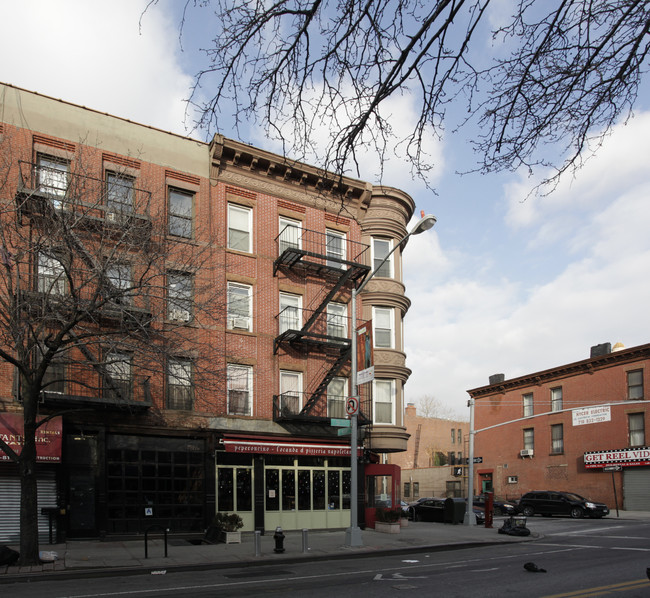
[345,213,437,547]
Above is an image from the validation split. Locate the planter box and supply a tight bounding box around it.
[219,530,242,544]
[400,518,409,527]
[374,522,401,534]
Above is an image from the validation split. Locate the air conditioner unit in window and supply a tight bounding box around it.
[507,476,518,484]
[170,309,190,322]
[232,317,249,330]
[106,212,117,222]
[520,449,534,457]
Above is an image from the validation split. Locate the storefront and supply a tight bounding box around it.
[584,447,650,511]
[0,413,62,544]
[218,435,362,533]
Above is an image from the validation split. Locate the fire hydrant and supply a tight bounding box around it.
[273,526,285,553]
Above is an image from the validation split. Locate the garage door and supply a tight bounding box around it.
[0,471,57,544]
[623,467,650,511]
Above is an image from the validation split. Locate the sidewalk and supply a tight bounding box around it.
[2,511,647,584]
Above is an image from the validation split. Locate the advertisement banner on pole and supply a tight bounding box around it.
[356,320,374,385]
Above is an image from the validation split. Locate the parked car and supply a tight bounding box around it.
[516,491,609,519]
[408,497,485,524]
[399,500,410,515]
[473,494,518,516]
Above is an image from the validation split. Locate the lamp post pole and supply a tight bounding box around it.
[345,213,436,548]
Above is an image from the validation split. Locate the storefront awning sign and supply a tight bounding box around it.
[584,447,650,469]
[223,438,361,457]
[0,413,62,463]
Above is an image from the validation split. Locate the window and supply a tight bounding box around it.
[451,429,455,444]
[326,302,347,338]
[373,379,394,424]
[326,229,346,268]
[168,188,193,238]
[279,370,302,416]
[227,282,252,331]
[228,204,252,252]
[38,253,66,295]
[227,364,252,416]
[457,429,462,443]
[278,217,301,254]
[106,263,133,306]
[37,346,65,394]
[372,238,392,278]
[103,351,132,402]
[106,172,134,215]
[629,413,645,447]
[523,428,534,451]
[550,424,563,454]
[167,272,193,322]
[404,482,411,499]
[327,377,347,418]
[523,393,533,417]
[413,482,419,498]
[551,387,563,412]
[279,293,301,334]
[628,370,644,400]
[373,307,394,348]
[167,357,193,410]
[37,154,68,207]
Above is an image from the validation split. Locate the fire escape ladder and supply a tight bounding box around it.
[413,424,422,468]
[300,346,351,416]
[302,267,356,334]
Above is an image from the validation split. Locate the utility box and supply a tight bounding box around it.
[444,497,466,524]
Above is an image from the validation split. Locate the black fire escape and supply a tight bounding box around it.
[272,226,370,422]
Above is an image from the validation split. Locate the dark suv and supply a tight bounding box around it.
[516,491,609,519]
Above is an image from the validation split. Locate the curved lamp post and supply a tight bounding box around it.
[345,213,437,547]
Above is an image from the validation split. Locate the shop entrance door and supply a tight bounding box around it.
[66,435,98,538]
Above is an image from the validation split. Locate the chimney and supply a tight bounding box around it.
[405,403,417,417]
[590,343,611,358]
[489,373,505,385]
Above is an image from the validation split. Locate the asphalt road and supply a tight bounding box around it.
[5,517,650,598]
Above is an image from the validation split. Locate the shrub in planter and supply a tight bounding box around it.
[204,512,244,543]
[375,507,401,523]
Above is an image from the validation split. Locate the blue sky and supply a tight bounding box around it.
[2,1,649,419]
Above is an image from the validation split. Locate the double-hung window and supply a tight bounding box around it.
[104,351,132,402]
[167,272,193,322]
[373,306,394,348]
[372,238,392,278]
[327,377,347,418]
[106,172,134,216]
[550,387,563,412]
[629,413,645,446]
[550,424,563,454]
[326,229,346,268]
[38,253,66,296]
[227,364,253,416]
[627,370,644,400]
[278,217,301,254]
[106,263,133,306]
[523,428,534,451]
[279,370,302,416]
[279,293,301,334]
[523,393,533,417]
[227,282,252,331]
[37,154,69,208]
[167,357,193,410]
[169,188,193,238]
[326,302,347,338]
[228,204,252,252]
[373,379,394,424]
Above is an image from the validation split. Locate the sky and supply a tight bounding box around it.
[2,1,649,420]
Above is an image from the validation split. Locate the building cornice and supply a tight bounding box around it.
[467,343,650,398]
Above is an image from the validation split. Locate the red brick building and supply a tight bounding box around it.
[467,342,650,511]
[0,83,422,541]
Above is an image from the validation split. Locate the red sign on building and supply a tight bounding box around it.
[0,413,63,463]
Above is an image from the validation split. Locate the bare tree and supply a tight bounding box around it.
[0,139,224,565]
[147,0,650,192]
[416,394,462,420]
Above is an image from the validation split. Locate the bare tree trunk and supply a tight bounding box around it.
[19,388,40,565]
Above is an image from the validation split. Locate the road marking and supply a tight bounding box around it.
[542,578,650,597]
[610,546,650,551]
[374,573,427,581]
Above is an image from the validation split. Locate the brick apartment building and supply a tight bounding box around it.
[388,404,469,500]
[467,342,650,511]
[0,82,421,542]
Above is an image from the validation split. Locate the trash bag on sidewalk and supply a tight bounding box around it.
[498,519,531,536]
[0,546,19,566]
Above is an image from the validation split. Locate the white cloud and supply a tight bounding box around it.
[0,0,192,136]
[404,112,650,419]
